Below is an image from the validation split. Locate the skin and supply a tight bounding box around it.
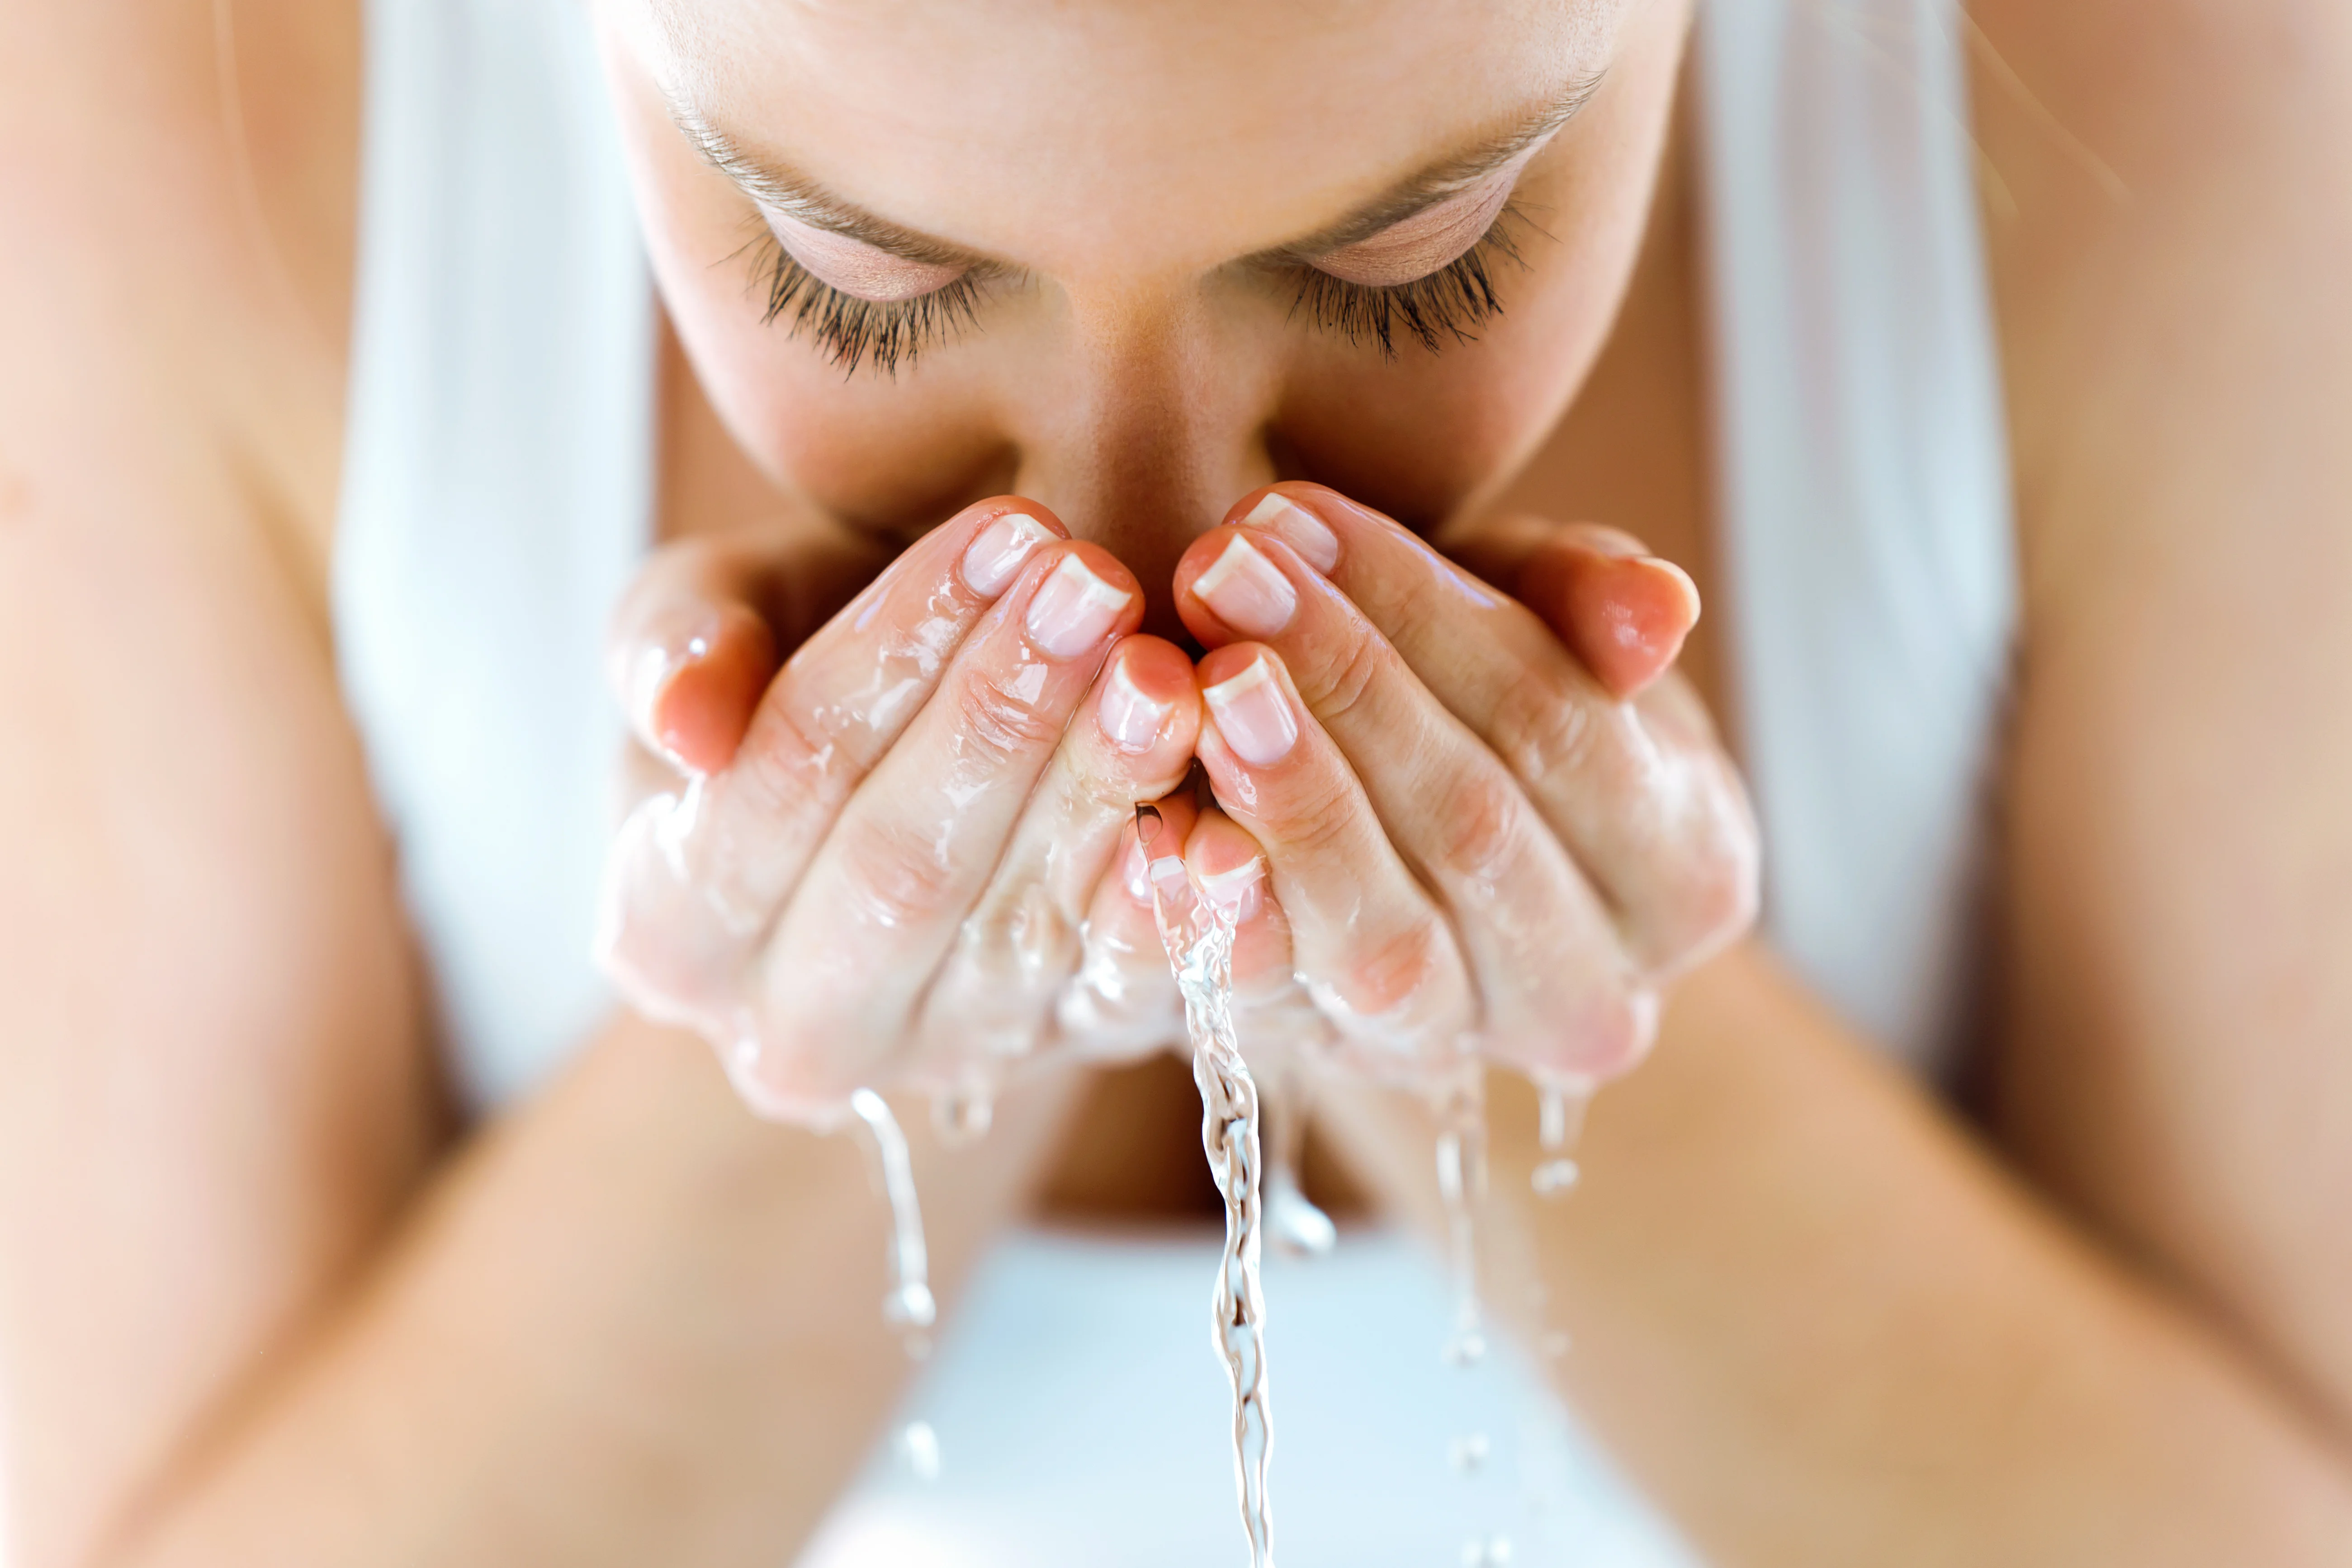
[4,3,2352,1568]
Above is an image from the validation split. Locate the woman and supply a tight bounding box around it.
[5,0,2352,1562]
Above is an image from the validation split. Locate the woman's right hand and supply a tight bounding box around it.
[597,498,1204,1124]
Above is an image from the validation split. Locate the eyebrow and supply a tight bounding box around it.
[669,68,1609,274]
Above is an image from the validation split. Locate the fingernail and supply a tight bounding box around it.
[961,511,1057,596]
[1639,556,1703,626]
[1122,832,1159,902]
[1098,656,1173,751]
[1146,851,1195,911]
[1026,553,1133,659]
[1196,855,1265,916]
[628,617,718,761]
[1192,534,1297,638]
[1241,492,1340,574]
[1202,655,1298,766]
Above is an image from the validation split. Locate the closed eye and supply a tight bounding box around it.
[1282,200,1535,357]
[735,212,1003,376]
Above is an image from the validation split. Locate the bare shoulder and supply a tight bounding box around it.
[1969,0,2352,1431]
[1969,0,2352,516]
[0,0,359,551]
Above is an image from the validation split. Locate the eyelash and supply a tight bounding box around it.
[1282,201,1533,358]
[738,199,1535,374]
[744,227,989,376]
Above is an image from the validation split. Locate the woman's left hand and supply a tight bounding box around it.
[1160,483,1760,1087]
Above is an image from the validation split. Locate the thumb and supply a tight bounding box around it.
[1444,515,1701,701]
[608,520,885,776]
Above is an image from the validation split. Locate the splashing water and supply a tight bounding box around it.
[1140,805,1276,1568]
[848,1088,941,1480]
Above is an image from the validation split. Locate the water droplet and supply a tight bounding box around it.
[898,1419,941,1483]
[930,1085,994,1146]
[1460,1534,1514,1566]
[1531,1157,1581,1197]
[1442,1326,1488,1369]
[1540,1329,1573,1360]
[1449,1432,1491,1474]
[1266,1170,1337,1258]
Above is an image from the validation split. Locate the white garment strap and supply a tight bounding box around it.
[335,0,651,1110]
[1695,0,2018,1077]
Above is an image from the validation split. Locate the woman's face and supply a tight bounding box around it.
[597,0,1688,624]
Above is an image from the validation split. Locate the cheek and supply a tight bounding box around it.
[1272,236,1641,529]
[1268,58,1679,527]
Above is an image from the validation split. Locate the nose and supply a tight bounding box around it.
[1007,296,1279,644]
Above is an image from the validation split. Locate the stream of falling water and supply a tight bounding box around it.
[847,1088,942,1481]
[1139,805,1276,1568]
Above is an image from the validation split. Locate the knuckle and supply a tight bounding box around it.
[1331,917,1452,1024]
[833,817,963,934]
[1260,765,1363,860]
[1633,767,1764,972]
[949,670,1070,766]
[733,699,842,822]
[1435,768,1530,887]
[958,881,1081,992]
[1489,674,1600,792]
[1513,979,1658,1084]
[1297,628,1387,726]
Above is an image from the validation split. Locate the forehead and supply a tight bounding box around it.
[630,0,1629,274]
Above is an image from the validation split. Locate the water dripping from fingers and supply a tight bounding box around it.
[849,1089,942,1481]
[1141,800,1277,1568]
[1263,1063,1336,1260]
[1531,1076,1592,1199]
[1433,1065,1489,1371]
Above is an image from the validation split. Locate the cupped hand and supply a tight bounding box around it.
[596,499,1207,1124]
[1160,482,1760,1089]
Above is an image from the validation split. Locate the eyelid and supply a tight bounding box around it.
[1306,145,1542,289]
[761,206,972,303]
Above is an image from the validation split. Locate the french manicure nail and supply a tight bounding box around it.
[1203,656,1299,766]
[1026,553,1133,659]
[1196,855,1266,916]
[1098,657,1173,751]
[961,511,1058,596]
[1240,492,1341,574]
[1192,534,1298,638]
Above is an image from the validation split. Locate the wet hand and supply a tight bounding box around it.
[1160,483,1759,1088]
[597,500,1204,1123]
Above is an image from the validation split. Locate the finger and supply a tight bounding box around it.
[1207,484,1756,973]
[599,500,1065,1051]
[1520,527,1699,700]
[672,498,1065,930]
[1054,788,1203,1060]
[1176,535,1647,1078]
[1441,515,1701,701]
[915,635,1202,1069]
[606,520,888,775]
[743,542,1144,1107]
[1190,643,1477,1074]
[1177,808,1331,1059]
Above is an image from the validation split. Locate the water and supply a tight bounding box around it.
[1532,1078,1592,1200]
[848,1088,941,1480]
[1433,1069,1489,1371]
[1140,805,1277,1568]
[930,1080,995,1147]
[1262,1064,1337,1259]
